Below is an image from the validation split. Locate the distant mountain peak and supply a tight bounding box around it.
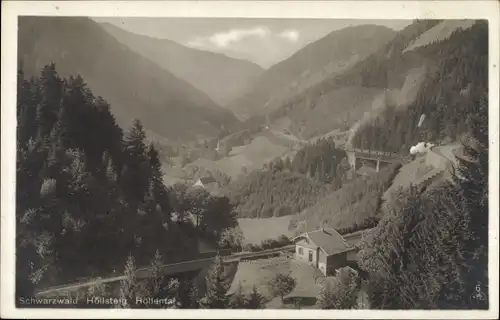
[98,21,264,107]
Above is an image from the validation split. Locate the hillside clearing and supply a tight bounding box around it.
[238,216,294,245]
[184,135,290,181]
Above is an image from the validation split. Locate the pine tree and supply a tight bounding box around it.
[246,286,265,309]
[228,282,248,308]
[145,249,164,298]
[199,255,229,308]
[122,119,149,206]
[35,63,63,140]
[52,82,69,148]
[316,280,335,309]
[187,281,200,309]
[147,143,164,193]
[147,143,170,218]
[119,254,138,308]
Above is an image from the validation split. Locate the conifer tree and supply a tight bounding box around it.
[199,255,229,308]
[119,254,138,308]
[143,249,164,299]
[228,282,248,308]
[246,286,265,309]
[147,143,164,194]
[187,281,200,309]
[122,119,149,207]
[147,143,170,218]
[316,280,335,309]
[36,63,63,140]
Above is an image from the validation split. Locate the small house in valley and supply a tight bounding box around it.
[192,176,218,189]
[292,228,364,276]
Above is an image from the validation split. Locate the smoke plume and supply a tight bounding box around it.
[409,142,435,155]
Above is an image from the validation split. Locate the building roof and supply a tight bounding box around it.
[342,228,375,246]
[199,176,217,184]
[295,228,353,256]
[193,176,218,187]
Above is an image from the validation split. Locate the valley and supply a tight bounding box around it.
[15,17,490,311]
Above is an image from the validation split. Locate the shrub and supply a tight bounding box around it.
[268,273,296,302]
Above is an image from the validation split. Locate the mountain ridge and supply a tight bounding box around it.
[229,24,397,119]
[18,16,238,143]
[98,22,264,108]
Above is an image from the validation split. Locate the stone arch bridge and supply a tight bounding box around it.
[343,148,412,174]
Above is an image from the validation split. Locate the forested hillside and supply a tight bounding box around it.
[290,163,401,235]
[18,16,237,143]
[223,170,329,218]
[351,21,488,152]
[16,65,237,302]
[266,137,348,186]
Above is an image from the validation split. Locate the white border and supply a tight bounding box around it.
[1,1,499,319]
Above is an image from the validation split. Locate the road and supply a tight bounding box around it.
[35,245,295,297]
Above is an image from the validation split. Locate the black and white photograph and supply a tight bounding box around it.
[1,1,499,318]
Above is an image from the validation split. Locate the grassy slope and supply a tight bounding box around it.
[184,135,290,181]
[238,216,294,245]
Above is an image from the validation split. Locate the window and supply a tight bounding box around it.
[298,247,303,255]
[308,250,313,262]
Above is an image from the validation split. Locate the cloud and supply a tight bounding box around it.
[187,26,300,49]
[279,29,300,42]
[185,26,302,67]
[190,26,271,48]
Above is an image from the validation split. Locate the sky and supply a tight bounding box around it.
[92,18,412,68]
